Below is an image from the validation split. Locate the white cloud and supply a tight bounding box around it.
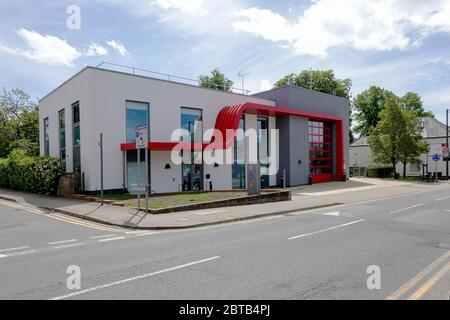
[107,40,129,56]
[86,42,108,56]
[233,0,450,57]
[0,43,18,55]
[15,29,81,66]
[258,79,272,92]
[152,0,208,15]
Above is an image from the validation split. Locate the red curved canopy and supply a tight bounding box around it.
[211,102,343,150]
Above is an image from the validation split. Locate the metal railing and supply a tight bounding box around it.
[95,61,251,95]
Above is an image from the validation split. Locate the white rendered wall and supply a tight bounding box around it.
[39,70,91,176]
[41,67,276,192]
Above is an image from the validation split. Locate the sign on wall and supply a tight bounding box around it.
[136,126,148,149]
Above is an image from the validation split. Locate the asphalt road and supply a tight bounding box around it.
[0,185,450,300]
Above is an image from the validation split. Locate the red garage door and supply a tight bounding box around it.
[309,121,333,183]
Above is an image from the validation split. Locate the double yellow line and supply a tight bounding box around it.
[386,250,450,300]
[0,199,123,233]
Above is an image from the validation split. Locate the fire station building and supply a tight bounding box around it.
[39,66,350,194]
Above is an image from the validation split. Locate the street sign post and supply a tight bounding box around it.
[432,153,440,182]
[135,126,149,212]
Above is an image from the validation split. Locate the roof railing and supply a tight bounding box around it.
[95,61,251,95]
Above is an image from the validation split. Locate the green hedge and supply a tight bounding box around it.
[0,158,9,188]
[1,149,63,195]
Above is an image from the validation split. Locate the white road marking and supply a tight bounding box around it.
[125,230,149,235]
[390,203,424,214]
[98,236,126,242]
[322,211,341,217]
[48,239,77,246]
[0,246,30,253]
[0,250,36,258]
[52,243,85,250]
[134,232,159,237]
[50,256,221,300]
[288,219,366,240]
[89,234,116,239]
[435,196,450,201]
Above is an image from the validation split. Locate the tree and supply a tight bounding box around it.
[199,69,234,92]
[400,92,434,118]
[353,86,393,136]
[349,107,355,144]
[368,96,405,179]
[0,88,39,157]
[398,110,429,178]
[274,69,352,99]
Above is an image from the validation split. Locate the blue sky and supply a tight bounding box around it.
[1,0,450,122]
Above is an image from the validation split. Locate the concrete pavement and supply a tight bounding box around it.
[0,178,448,229]
[0,180,449,299]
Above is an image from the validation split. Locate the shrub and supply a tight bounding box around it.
[6,149,63,195]
[0,158,9,188]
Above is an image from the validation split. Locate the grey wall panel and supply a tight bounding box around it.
[276,117,291,186]
[289,116,309,186]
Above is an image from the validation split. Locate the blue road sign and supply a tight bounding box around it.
[432,153,441,162]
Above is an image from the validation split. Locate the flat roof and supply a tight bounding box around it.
[253,84,351,103]
[39,66,276,103]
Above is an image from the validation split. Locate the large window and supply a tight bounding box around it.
[125,101,150,193]
[59,109,66,170]
[309,121,333,183]
[181,107,203,191]
[126,101,149,144]
[257,117,269,188]
[72,102,81,173]
[43,117,49,156]
[232,116,246,189]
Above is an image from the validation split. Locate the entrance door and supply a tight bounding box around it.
[309,121,333,183]
[182,164,203,191]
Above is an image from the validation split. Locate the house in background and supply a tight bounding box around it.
[349,117,449,178]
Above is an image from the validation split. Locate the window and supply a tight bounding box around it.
[125,101,150,193]
[73,102,80,146]
[181,107,203,191]
[126,101,149,144]
[257,117,269,188]
[43,117,49,156]
[232,116,246,189]
[72,102,81,173]
[59,109,66,170]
